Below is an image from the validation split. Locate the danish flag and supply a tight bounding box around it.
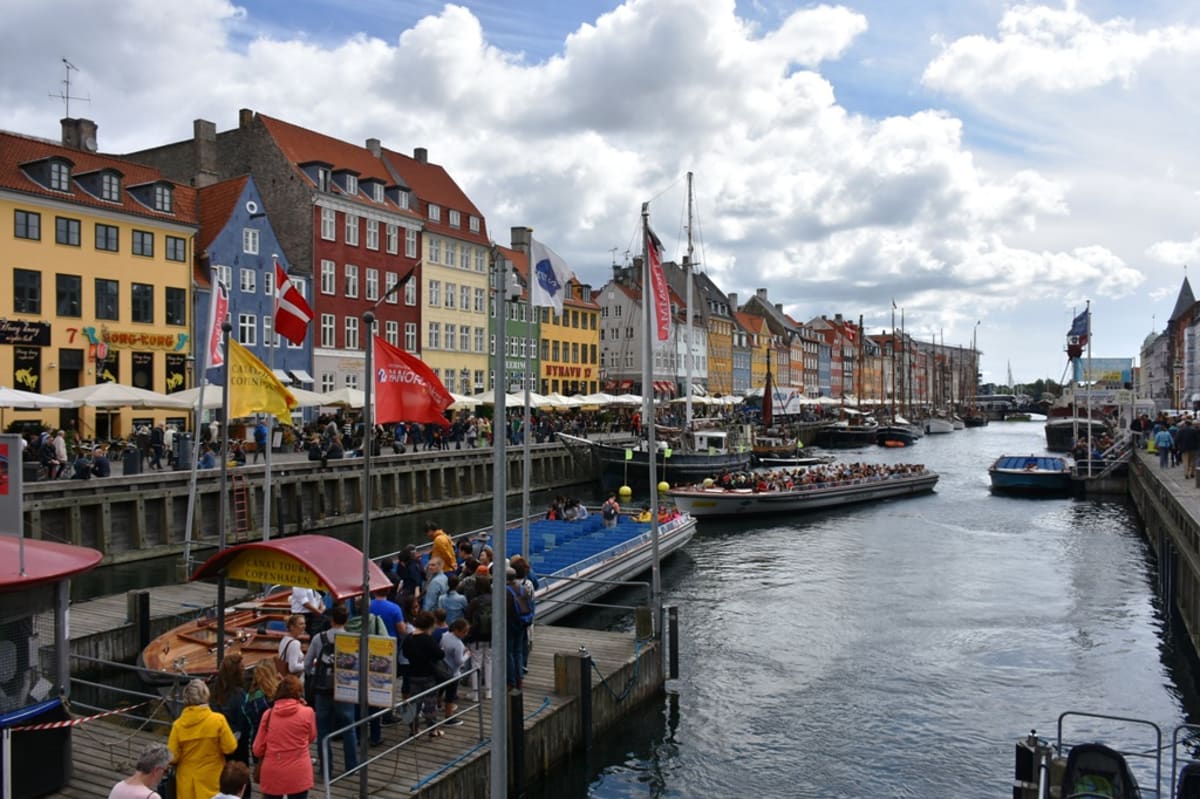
[274,260,313,346]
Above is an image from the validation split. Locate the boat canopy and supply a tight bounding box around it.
[189,535,392,600]
[992,456,1069,472]
[0,537,103,592]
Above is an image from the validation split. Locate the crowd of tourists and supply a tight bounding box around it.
[705,462,930,492]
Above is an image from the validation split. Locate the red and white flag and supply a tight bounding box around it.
[274,260,313,346]
[207,275,229,368]
[645,224,670,341]
[372,336,453,427]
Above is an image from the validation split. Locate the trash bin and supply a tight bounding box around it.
[0,697,73,796]
[22,460,40,483]
[122,445,142,476]
[174,433,192,471]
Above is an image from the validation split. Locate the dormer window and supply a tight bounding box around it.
[317,167,331,191]
[345,175,358,196]
[373,184,384,203]
[399,190,410,210]
[101,173,120,202]
[429,203,441,222]
[49,161,70,192]
[449,209,460,228]
[154,184,173,213]
[469,216,480,232]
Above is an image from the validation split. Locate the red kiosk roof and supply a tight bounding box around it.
[189,535,391,600]
[0,537,103,592]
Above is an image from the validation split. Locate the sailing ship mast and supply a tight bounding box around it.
[684,172,695,431]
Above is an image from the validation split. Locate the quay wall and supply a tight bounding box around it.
[24,443,590,564]
[1128,453,1200,658]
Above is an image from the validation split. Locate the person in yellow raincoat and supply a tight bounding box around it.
[168,679,237,799]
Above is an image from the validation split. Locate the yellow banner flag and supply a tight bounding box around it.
[227,340,297,424]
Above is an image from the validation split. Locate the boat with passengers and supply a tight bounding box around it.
[988,454,1074,495]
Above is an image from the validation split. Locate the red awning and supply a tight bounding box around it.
[619,380,634,390]
[0,537,103,592]
[189,535,392,600]
[654,381,675,395]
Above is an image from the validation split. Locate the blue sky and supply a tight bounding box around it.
[5,0,1200,387]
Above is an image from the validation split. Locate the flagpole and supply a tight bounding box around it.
[490,246,510,799]
[183,273,220,573]
[522,267,532,560]
[359,311,374,796]
[642,202,662,641]
[216,319,231,669]
[1086,301,1093,478]
[263,255,279,542]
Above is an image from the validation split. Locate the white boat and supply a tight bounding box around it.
[924,416,955,434]
[667,467,938,517]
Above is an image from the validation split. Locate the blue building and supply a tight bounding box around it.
[817,341,832,397]
[193,176,313,405]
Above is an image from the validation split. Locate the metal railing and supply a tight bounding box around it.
[67,652,185,729]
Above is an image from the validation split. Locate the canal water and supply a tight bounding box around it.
[526,421,1200,797]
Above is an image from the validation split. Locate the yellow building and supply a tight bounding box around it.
[538,279,601,396]
[0,121,197,437]
[735,312,770,392]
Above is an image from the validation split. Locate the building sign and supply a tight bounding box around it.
[131,351,154,390]
[224,549,324,589]
[64,326,188,352]
[97,351,119,384]
[333,631,396,708]
[0,320,51,346]
[165,354,187,393]
[13,347,40,392]
[545,364,592,378]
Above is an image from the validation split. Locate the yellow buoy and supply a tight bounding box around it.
[618,485,633,498]
[658,481,670,493]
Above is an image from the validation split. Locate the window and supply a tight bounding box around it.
[166,235,186,262]
[95,278,119,320]
[263,269,274,296]
[55,216,80,246]
[366,219,379,250]
[320,314,335,348]
[430,238,441,263]
[429,322,441,349]
[446,242,457,268]
[405,322,417,351]
[345,214,359,246]
[321,207,336,240]
[345,175,358,197]
[474,369,484,391]
[489,334,495,355]
[238,313,257,345]
[460,326,470,351]
[132,283,154,323]
[461,285,471,311]
[321,259,336,294]
[385,272,398,304]
[449,209,460,228]
[474,288,485,313]
[321,373,335,393]
[101,173,120,201]
[386,224,398,254]
[95,223,118,251]
[56,274,81,316]
[445,283,456,309]
[345,373,359,389]
[385,320,399,346]
[214,265,232,290]
[474,327,484,352]
[365,268,379,301]
[429,204,441,222]
[15,210,40,240]
[154,184,173,212]
[14,269,40,314]
[405,228,417,258]
[243,228,259,254]
[445,323,456,351]
[345,316,359,350]
[475,248,485,272]
[404,278,416,306]
[373,184,384,204]
[166,287,186,326]
[344,264,359,298]
[398,190,410,210]
[461,246,470,269]
[428,280,441,306]
[572,342,580,363]
[469,216,480,233]
[263,315,278,347]
[552,341,560,361]
[132,230,154,257]
[541,339,550,360]
[49,161,70,191]
[240,268,256,293]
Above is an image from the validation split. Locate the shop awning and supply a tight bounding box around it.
[189,535,391,600]
[272,369,293,384]
[619,380,634,390]
[290,369,315,384]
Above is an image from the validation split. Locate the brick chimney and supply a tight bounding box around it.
[728,293,738,310]
[365,137,381,158]
[239,108,254,129]
[193,119,219,188]
[60,118,98,151]
[756,288,768,301]
[413,147,428,164]
[510,226,531,253]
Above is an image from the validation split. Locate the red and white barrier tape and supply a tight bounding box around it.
[8,700,150,731]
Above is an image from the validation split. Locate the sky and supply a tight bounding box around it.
[3,0,1199,386]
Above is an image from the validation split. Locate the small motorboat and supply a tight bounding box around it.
[988,454,1073,495]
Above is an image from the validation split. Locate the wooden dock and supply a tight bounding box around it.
[50,625,663,798]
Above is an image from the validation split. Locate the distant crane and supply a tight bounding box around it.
[49,57,89,117]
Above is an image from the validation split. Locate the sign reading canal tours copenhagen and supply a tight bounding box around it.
[224,550,324,590]
[0,320,50,346]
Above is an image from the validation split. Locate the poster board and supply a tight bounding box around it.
[0,434,22,538]
[332,632,395,708]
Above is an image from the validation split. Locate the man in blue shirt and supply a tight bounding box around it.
[421,558,449,613]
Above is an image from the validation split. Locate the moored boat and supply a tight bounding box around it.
[558,430,751,491]
[988,454,1073,495]
[813,414,880,448]
[924,415,955,434]
[667,463,937,517]
[1045,416,1109,452]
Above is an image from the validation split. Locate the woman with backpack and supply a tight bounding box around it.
[210,653,251,765]
[601,492,621,528]
[401,611,447,737]
[465,574,493,701]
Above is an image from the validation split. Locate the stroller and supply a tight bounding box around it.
[1060,743,1141,798]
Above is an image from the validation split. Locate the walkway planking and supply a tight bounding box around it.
[53,625,648,798]
[65,582,254,640]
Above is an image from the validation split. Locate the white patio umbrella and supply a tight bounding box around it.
[0,386,75,409]
[288,387,330,408]
[319,386,366,409]
[609,394,644,406]
[448,391,480,410]
[579,392,616,405]
[163,382,224,411]
[52,382,192,409]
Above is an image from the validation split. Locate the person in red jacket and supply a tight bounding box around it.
[252,675,317,799]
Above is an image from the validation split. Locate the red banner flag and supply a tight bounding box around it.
[372,336,453,427]
[207,278,229,368]
[274,260,314,346]
[645,226,670,341]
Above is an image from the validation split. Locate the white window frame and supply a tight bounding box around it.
[215,265,232,290]
[101,173,120,202]
[345,264,359,298]
[320,373,335,393]
[449,209,460,228]
[460,325,470,351]
[474,248,485,272]
[320,260,336,295]
[366,219,379,251]
[242,228,259,254]
[404,228,417,258]
[385,320,399,346]
[345,174,358,197]
[345,316,360,350]
[398,191,410,210]
[405,322,417,351]
[373,184,384,203]
[430,238,441,263]
[49,161,70,191]
[384,272,398,304]
[345,373,359,389]
[264,269,274,296]
[474,327,484,353]
[365,268,379,301]
[405,279,417,306]
[238,313,257,345]
[460,285,471,311]
[428,280,441,306]
[345,214,359,246]
[429,321,441,349]
[429,203,441,222]
[474,288,485,313]
[317,168,331,192]
[321,207,336,240]
[445,323,457,351]
[469,216,479,233]
[154,185,173,212]
[263,314,280,348]
[445,283,456,309]
[320,314,335,348]
[240,267,256,294]
[386,224,399,254]
[446,242,457,269]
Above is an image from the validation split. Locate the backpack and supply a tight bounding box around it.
[472,598,493,640]
[507,585,535,627]
[273,637,298,678]
[602,501,617,520]
[310,630,336,694]
[345,613,387,636]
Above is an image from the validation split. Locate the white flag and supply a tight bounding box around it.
[530,238,573,316]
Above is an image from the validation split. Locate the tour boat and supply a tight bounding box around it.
[558,430,751,491]
[667,466,938,517]
[1045,416,1109,453]
[988,454,1074,495]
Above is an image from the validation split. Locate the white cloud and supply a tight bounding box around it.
[922,2,1200,95]
[1147,236,1200,266]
